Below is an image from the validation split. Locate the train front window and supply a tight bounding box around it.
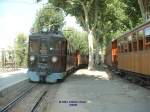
[49,39,61,54]
[29,39,39,54]
[40,39,48,54]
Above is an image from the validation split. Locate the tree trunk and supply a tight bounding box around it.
[81,2,95,70]
[138,0,146,20]
[95,46,100,65]
[88,30,95,70]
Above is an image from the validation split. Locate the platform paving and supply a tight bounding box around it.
[47,67,150,112]
[0,69,28,91]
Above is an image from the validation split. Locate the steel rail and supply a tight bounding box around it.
[30,90,47,112]
[0,84,37,112]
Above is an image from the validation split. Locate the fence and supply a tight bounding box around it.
[0,49,18,73]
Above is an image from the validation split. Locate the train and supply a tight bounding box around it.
[27,28,88,83]
[105,20,150,85]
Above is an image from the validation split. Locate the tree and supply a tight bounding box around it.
[14,33,28,67]
[37,0,143,69]
[123,0,142,28]
[63,27,88,55]
[48,0,107,70]
[96,0,142,47]
[33,3,65,32]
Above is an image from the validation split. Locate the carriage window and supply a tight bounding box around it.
[138,30,144,51]
[139,39,143,51]
[128,42,132,52]
[124,43,128,53]
[121,44,124,53]
[133,41,137,51]
[127,35,132,41]
[118,45,121,53]
[144,27,150,49]
[138,30,144,38]
[29,39,39,53]
[40,39,48,54]
[61,41,67,50]
[144,27,150,43]
[132,33,137,39]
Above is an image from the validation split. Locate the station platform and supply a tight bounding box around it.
[0,69,32,108]
[46,67,150,112]
[0,69,28,91]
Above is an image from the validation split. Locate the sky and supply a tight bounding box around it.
[0,0,82,49]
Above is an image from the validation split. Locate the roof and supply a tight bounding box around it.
[29,31,64,38]
[116,19,150,40]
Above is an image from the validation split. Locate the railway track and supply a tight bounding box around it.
[7,84,49,112]
[0,84,38,112]
[30,90,47,112]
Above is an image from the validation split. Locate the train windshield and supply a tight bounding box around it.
[29,39,39,54]
[49,39,61,51]
[40,39,48,54]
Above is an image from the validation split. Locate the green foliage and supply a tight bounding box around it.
[96,0,143,47]
[123,0,142,27]
[63,27,88,55]
[48,0,143,50]
[49,0,106,32]
[33,3,65,32]
[14,33,28,67]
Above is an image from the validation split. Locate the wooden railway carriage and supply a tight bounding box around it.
[28,31,67,83]
[105,20,150,84]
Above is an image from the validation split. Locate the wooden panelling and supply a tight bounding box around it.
[118,50,150,76]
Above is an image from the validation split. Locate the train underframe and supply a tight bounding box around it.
[108,65,150,86]
[28,70,67,83]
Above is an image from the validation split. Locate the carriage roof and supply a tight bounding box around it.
[29,31,65,39]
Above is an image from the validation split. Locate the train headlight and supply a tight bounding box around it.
[42,27,48,33]
[30,56,35,61]
[50,47,53,51]
[51,56,58,63]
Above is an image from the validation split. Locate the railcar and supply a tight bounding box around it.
[27,29,68,83]
[28,28,88,83]
[105,20,150,85]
